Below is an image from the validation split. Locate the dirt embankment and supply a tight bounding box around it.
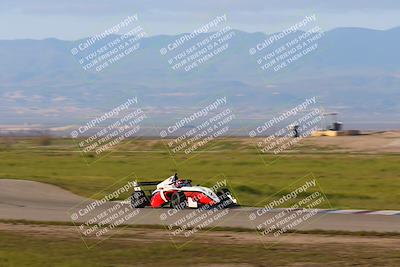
[1,223,400,248]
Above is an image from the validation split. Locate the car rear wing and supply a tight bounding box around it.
[133,181,162,192]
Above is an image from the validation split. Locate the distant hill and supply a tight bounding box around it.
[0,27,399,129]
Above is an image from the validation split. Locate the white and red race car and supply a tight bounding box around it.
[130,174,237,209]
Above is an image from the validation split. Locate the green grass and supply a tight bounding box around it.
[1,137,400,210]
[0,224,400,266]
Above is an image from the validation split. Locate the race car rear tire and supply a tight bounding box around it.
[131,190,149,208]
[171,191,187,209]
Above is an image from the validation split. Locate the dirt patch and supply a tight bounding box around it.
[236,131,400,153]
[1,223,400,249]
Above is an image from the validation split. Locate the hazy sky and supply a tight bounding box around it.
[1,0,400,40]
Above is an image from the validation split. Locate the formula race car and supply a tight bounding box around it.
[130,174,237,209]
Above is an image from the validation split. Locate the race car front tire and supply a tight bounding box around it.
[216,188,236,207]
[216,188,230,199]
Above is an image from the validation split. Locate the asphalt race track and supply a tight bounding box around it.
[1,179,399,233]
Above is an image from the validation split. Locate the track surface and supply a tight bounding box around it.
[1,179,399,233]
